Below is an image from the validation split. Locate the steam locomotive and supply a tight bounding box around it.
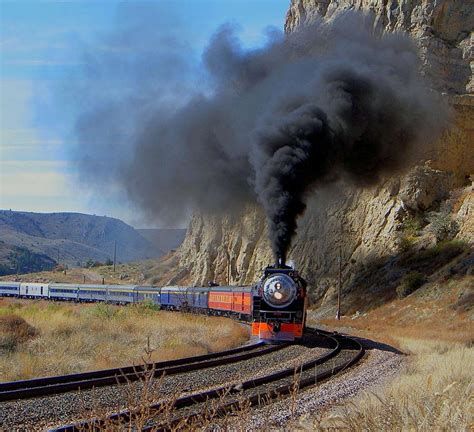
[252,260,307,341]
[0,262,307,342]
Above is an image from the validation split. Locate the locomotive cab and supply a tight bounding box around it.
[252,260,307,342]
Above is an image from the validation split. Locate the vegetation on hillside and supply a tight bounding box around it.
[341,239,471,314]
[0,246,56,276]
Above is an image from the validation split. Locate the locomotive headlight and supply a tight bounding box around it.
[262,274,297,308]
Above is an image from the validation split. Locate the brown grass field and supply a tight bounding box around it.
[0,298,249,382]
[307,338,473,431]
[305,274,473,431]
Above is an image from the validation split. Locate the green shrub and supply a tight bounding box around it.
[127,300,161,315]
[402,215,424,237]
[140,300,161,312]
[90,303,119,320]
[427,209,459,242]
[397,271,425,298]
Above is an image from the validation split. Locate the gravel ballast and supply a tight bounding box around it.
[236,344,405,430]
[0,335,331,430]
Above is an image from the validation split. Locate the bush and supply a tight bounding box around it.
[0,314,39,352]
[402,215,424,237]
[427,209,459,242]
[137,300,161,312]
[397,271,425,298]
[397,234,415,253]
[84,258,104,268]
[90,303,119,320]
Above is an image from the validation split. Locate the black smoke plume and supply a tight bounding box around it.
[69,10,446,262]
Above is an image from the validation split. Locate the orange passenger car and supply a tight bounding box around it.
[208,286,252,318]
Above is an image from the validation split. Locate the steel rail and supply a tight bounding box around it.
[52,329,348,431]
[149,331,364,431]
[0,341,285,402]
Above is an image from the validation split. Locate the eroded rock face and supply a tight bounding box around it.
[169,165,470,293]
[456,184,474,245]
[285,0,473,95]
[152,1,473,304]
[399,165,457,211]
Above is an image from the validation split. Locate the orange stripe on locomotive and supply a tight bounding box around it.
[208,290,252,314]
[251,322,303,341]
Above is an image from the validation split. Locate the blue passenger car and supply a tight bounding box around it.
[160,286,208,310]
[0,281,20,297]
[107,285,135,304]
[77,284,107,302]
[49,283,79,301]
[186,287,208,310]
[160,286,188,310]
[134,286,160,304]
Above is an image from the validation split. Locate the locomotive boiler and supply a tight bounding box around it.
[251,259,307,341]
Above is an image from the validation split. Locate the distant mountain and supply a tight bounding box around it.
[0,210,163,272]
[137,229,186,255]
[0,241,57,276]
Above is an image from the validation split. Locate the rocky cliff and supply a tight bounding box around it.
[154,0,473,312]
[285,0,473,95]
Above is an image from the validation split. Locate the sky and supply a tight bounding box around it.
[0,0,289,227]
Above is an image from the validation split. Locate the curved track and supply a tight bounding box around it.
[0,341,282,402]
[51,329,364,431]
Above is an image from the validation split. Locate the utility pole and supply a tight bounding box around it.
[113,241,117,273]
[225,250,231,285]
[336,217,343,321]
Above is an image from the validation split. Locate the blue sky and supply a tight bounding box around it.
[0,0,289,227]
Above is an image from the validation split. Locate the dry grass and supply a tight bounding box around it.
[307,274,473,431]
[0,298,249,382]
[317,340,473,431]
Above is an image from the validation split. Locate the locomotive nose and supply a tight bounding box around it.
[263,274,297,308]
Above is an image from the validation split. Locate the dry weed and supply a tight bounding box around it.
[0,314,39,352]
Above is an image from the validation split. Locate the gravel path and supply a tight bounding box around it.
[229,341,406,431]
[0,335,331,430]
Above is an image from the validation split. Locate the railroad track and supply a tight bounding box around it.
[0,340,282,402]
[51,329,364,431]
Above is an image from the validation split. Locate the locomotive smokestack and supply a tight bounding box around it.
[277,254,286,268]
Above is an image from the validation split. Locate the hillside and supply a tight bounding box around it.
[147,0,473,310]
[0,210,162,273]
[137,229,186,255]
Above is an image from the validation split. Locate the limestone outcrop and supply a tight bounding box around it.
[285,0,473,95]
